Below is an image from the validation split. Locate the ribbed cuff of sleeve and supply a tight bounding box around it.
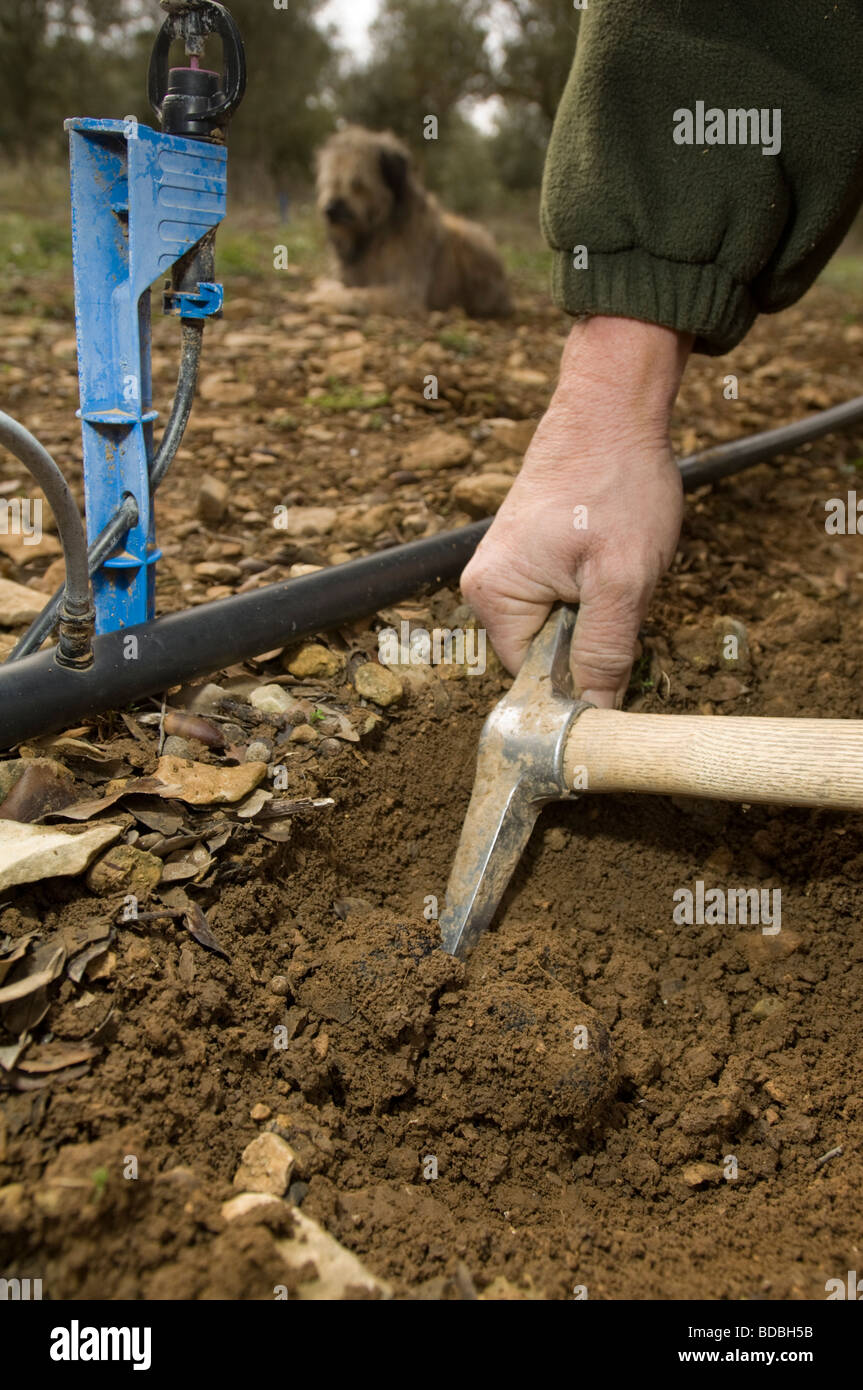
[550,248,758,356]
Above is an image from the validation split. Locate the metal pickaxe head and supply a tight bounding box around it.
[439,606,587,959]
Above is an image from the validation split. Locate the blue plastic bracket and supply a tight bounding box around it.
[163,280,224,319]
[66,115,227,633]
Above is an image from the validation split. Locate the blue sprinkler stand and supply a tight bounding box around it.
[66,115,227,633]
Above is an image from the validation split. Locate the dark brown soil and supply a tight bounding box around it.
[2,269,863,1299]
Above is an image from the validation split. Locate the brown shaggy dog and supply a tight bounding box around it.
[311,126,513,318]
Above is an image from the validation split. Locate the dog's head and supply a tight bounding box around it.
[315,126,415,263]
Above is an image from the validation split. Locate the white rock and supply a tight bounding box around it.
[188,682,228,715]
[353,663,403,707]
[275,1208,391,1300]
[250,684,297,716]
[233,1133,296,1196]
[0,821,123,893]
[221,1192,284,1222]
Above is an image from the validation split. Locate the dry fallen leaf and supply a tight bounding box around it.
[182,901,229,960]
[0,938,66,1034]
[0,932,38,985]
[234,788,273,819]
[0,762,76,823]
[68,934,114,985]
[0,1036,31,1071]
[15,1044,98,1074]
[159,845,214,884]
[46,778,184,821]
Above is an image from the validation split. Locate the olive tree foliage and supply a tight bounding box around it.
[337,0,490,143]
[0,0,154,153]
[0,0,338,183]
[0,0,580,191]
[336,0,581,194]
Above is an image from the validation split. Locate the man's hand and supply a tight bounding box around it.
[460,316,692,708]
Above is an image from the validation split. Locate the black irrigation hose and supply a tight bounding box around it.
[2,391,863,747]
[7,321,204,662]
[0,522,490,748]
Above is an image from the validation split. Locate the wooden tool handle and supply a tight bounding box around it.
[565,710,863,809]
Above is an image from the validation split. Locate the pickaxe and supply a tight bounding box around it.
[439,606,863,958]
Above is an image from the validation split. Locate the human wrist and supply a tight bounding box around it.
[550,315,692,439]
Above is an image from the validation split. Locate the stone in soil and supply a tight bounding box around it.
[285,643,344,680]
[353,662,403,706]
[196,474,229,523]
[233,1132,296,1196]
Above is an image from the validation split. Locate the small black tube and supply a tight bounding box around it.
[0,521,491,748]
[151,321,204,490]
[679,394,863,490]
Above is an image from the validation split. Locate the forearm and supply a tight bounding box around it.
[543,317,693,444]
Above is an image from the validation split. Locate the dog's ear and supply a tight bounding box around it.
[379,145,409,201]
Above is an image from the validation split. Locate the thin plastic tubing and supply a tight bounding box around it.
[0,411,92,622]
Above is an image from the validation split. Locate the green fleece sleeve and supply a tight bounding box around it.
[541,0,863,355]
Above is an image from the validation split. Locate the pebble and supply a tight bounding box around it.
[196,474,229,523]
[250,1104,272,1122]
[289,563,324,578]
[544,827,568,852]
[290,723,319,744]
[401,428,472,472]
[233,1132,296,1196]
[188,682,228,715]
[354,662,403,707]
[713,616,752,674]
[283,506,338,537]
[86,843,163,898]
[0,578,44,626]
[682,1162,723,1188]
[451,472,513,516]
[751,995,785,1020]
[340,502,393,541]
[162,735,194,758]
[200,373,256,406]
[285,642,345,680]
[194,561,242,582]
[250,684,297,716]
